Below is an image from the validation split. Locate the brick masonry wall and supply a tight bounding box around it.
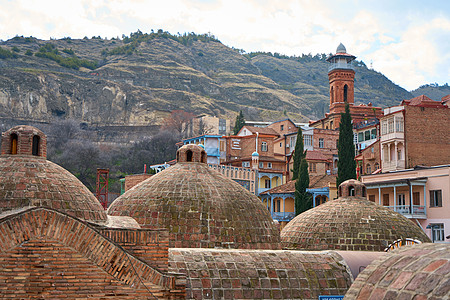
[345,243,450,299]
[0,207,185,299]
[1,125,47,157]
[125,174,153,192]
[169,248,353,300]
[405,106,450,168]
[101,228,169,272]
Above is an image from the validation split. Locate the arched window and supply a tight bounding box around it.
[362,187,367,197]
[186,150,193,162]
[366,164,371,174]
[348,186,355,196]
[261,142,267,152]
[374,162,379,170]
[10,133,18,155]
[330,87,334,103]
[32,135,40,156]
[343,84,348,102]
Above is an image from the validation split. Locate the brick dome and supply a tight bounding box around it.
[0,126,107,222]
[108,144,280,249]
[280,180,430,251]
[345,243,450,299]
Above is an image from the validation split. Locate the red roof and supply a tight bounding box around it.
[401,95,447,108]
[306,150,332,162]
[240,126,279,136]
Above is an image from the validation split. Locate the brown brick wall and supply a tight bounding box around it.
[227,135,276,159]
[101,228,169,272]
[313,128,339,155]
[266,119,297,135]
[357,140,381,176]
[405,106,450,167]
[124,174,153,192]
[0,207,185,299]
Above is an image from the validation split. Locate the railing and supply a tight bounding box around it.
[271,212,295,222]
[328,63,354,72]
[382,159,405,172]
[385,205,426,217]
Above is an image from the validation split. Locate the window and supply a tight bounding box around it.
[388,118,394,133]
[319,138,324,148]
[374,162,379,170]
[343,84,348,102]
[398,194,406,206]
[397,149,402,160]
[220,140,226,151]
[369,195,375,202]
[395,117,404,132]
[430,190,442,207]
[275,199,281,212]
[358,132,364,143]
[366,164,371,174]
[267,162,272,169]
[261,142,268,152]
[413,192,420,205]
[310,163,316,173]
[371,129,377,139]
[242,161,250,168]
[430,224,445,242]
[381,121,387,135]
[371,147,374,153]
[383,194,390,206]
[364,130,370,141]
[10,133,18,155]
[304,135,312,147]
[186,150,193,162]
[280,142,282,147]
[259,162,264,169]
[264,179,271,189]
[290,136,296,148]
[280,125,284,131]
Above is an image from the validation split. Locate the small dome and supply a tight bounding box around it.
[108,159,280,249]
[281,180,430,251]
[337,43,347,53]
[345,243,450,299]
[176,144,207,163]
[252,151,259,157]
[0,126,107,223]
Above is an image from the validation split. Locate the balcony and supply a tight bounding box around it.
[271,212,295,222]
[382,159,405,172]
[328,63,354,72]
[385,205,426,219]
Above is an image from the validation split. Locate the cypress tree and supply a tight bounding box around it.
[336,102,356,187]
[291,127,305,180]
[233,110,245,135]
[294,156,311,216]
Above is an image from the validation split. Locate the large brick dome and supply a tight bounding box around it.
[345,243,450,299]
[0,125,107,223]
[108,144,280,249]
[281,180,430,251]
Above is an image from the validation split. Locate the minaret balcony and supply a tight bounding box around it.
[328,63,355,72]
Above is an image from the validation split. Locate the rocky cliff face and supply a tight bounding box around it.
[0,33,415,143]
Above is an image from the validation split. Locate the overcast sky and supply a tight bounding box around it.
[0,0,449,91]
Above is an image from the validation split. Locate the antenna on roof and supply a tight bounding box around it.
[370,60,373,70]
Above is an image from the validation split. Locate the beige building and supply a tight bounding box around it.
[362,164,450,243]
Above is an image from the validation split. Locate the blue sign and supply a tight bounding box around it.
[319,296,344,300]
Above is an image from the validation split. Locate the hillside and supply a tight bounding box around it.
[0,31,417,142]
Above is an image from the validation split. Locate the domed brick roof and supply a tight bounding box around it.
[0,125,107,222]
[281,180,430,251]
[108,144,280,249]
[345,243,450,299]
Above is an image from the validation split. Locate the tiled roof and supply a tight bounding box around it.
[241,126,279,136]
[401,95,447,108]
[306,150,332,161]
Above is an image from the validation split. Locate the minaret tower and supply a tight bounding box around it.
[326,43,356,114]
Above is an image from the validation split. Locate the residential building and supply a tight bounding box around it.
[379,95,449,172]
[259,175,337,228]
[355,140,381,179]
[183,115,232,137]
[362,164,450,243]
